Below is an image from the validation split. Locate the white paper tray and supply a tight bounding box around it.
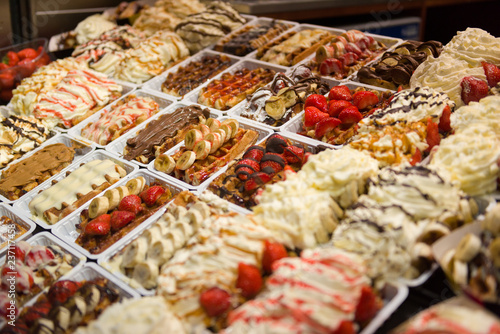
[182,59,287,115]
[0,203,36,256]
[67,89,174,149]
[0,134,95,204]
[52,169,188,261]
[147,116,274,192]
[105,102,222,168]
[142,50,241,101]
[13,150,138,230]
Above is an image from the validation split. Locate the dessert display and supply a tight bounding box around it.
[161,54,233,97]
[28,159,127,225]
[225,247,382,334]
[214,20,293,57]
[154,118,259,186]
[0,240,80,311]
[0,143,75,201]
[0,114,53,169]
[356,40,443,90]
[208,133,310,209]
[75,176,173,255]
[298,84,393,145]
[114,30,189,84]
[0,278,121,334]
[256,28,334,67]
[240,65,329,127]
[57,14,117,50]
[197,67,276,111]
[123,105,211,164]
[0,216,29,248]
[451,95,500,136]
[175,1,246,54]
[80,95,160,146]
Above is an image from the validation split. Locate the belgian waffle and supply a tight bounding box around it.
[197,67,276,111]
[0,216,28,248]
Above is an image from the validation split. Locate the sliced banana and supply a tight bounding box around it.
[277,87,298,108]
[88,196,109,219]
[66,295,87,326]
[155,154,176,174]
[147,239,173,265]
[205,132,222,154]
[175,220,194,239]
[49,306,71,332]
[219,124,232,141]
[190,201,211,220]
[206,118,221,131]
[221,119,239,138]
[197,124,211,137]
[132,260,159,290]
[319,210,338,234]
[193,140,212,160]
[121,237,148,268]
[265,96,286,120]
[160,212,177,227]
[116,185,130,201]
[441,248,456,277]
[142,225,164,244]
[169,205,187,220]
[455,233,481,262]
[314,225,329,244]
[184,129,204,150]
[214,128,227,144]
[417,223,450,245]
[489,237,500,268]
[104,188,122,210]
[166,229,185,249]
[459,199,474,223]
[452,259,468,286]
[481,204,500,236]
[126,177,146,195]
[176,151,196,170]
[411,242,433,261]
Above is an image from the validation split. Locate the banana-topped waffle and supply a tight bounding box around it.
[123,105,210,164]
[214,21,293,57]
[0,143,75,201]
[29,159,127,225]
[161,54,233,97]
[75,176,173,255]
[197,67,276,111]
[0,216,28,248]
[80,95,161,146]
[256,28,334,67]
[154,118,259,186]
[32,69,123,129]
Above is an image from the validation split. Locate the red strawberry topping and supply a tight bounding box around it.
[352,91,379,110]
[319,58,343,76]
[84,214,111,236]
[328,100,353,117]
[236,262,262,299]
[110,211,136,231]
[262,240,288,274]
[460,76,488,105]
[118,194,143,215]
[11,241,31,263]
[355,285,381,323]
[426,118,440,152]
[24,245,55,269]
[283,145,305,164]
[265,134,288,154]
[235,158,261,181]
[482,61,500,87]
[328,85,352,101]
[315,117,342,138]
[304,106,329,127]
[140,185,165,206]
[243,146,265,162]
[338,106,363,125]
[48,280,81,304]
[410,149,422,166]
[260,153,285,174]
[304,94,328,113]
[438,105,452,133]
[244,173,272,192]
[200,287,231,317]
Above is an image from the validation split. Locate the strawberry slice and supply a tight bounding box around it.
[236,262,262,299]
[140,185,165,206]
[262,240,288,274]
[235,158,261,180]
[111,211,136,231]
[84,214,111,236]
[261,153,286,174]
[243,146,265,162]
[283,145,305,164]
[333,320,356,334]
[265,134,288,154]
[426,118,440,152]
[13,266,34,293]
[304,106,330,127]
[244,172,272,191]
[11,241,31,263]
[438,105,452,133]
[200,287,231,317]
[319,58,343,76]
[481,61,500,87]
[352,91,379,110]
[410,149,422,166]
[304,94,328,113]
[48,280,81,304]
[118,194,143,214]
[339,52,358,66]
[24,245,55,269]
[315,117,342,138]
[328,100,353,117]
[355,285,381,323]
[460,76,488,105]
[23,301,51,326]
[328,85,352,101]
[303,152,313,164]
[338,106,363,125]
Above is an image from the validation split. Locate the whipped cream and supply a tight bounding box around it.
[451,95,500,137]
[74,14,116,45]
[155,0,205,19]
[443,27,500,67]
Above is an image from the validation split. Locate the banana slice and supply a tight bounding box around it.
[155,154,176,174]
[175,220,194,239]
[455,233,481,262]
[459,199,474,223]
[214,128,227,144]
[142,225,163,244]
[147,239,173,265]
[126,177,146,195]
[184,129,204,150]
[277,87,298,108]
[121,237,148,268]
[219,124,232,141]
[190,201,211,220]
[65,295,87,326]
[441,248,456,277]
[132,260,159,290]
[160,212,177,227]
[116,185,130,201]
[166,229,185,249]
[452,259,468,286]
[104,188,122,210]
[417,223,450,245]
[176,151,196,170]
[489,237,500,268]
[481,204,500,236]
[169,205,187,220]
[411,242,433,261]
[197,124,211,137]
[265,96,286,120]
[319,209,338,234]
[221,119,239,138]
[206,118,221,131]
[193,140,212,160]
[88,196,109,219]
[205,133,222,154]
[50,306,71,332]
[314,225,329,244]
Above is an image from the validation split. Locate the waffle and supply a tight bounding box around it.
[197,67,276,111]
[0,216,28,248]
[29,159,127,225]
[80,95,160,146]
[0,143,75,201]
[256,29,334,66]
[214,21,293,57]
[161,54,232,97]
[123,105,210,164]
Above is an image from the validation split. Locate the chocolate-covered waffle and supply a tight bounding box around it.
[197,67,276,111]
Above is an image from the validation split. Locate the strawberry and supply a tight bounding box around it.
[11,241,31,263]
[482,61,500,87]
[315,117,342,138]
[23,301,51,326]
[140,185,165,206]
[333,320,356,334]
[243,146,265,162]
[118,194,143,214]
[0,89,13,102]
[244,172,272,191]
[328,85,352,101]
[345,42,363,56]
[352,91,379,110]
[261,153,286,174]
[426,118,440,152]
[199,287,231,317]
[303,152,313,164]
[48,280,80,304]
[265,134,288,154]
[304,94,328,113]
[340,52,358,66]
[235,158,261,180]
[84,214,111,236]
[304,106,329,127]
[355,285,381,323]
[328,100,353,117]
[0,63,7,71]
[262,240,288,274]
[236,262,262,299]
[460,76,488,105]
[17,58,37,78]
[24,245,55,269]
[338,106,363,125]
[319,58,343,76]
[17,48,38,60]
[438,105,452,133]
[3,51,19,67]
[111,211,136,230]
[0,72,14,90]
[283,145,305,164]
[409,148,422,166]
[13,267,34,293]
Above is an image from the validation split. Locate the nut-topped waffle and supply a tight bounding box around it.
[214,21,293,57]
[154,118,259,186]
[161,54,233,97]
[80,95,161,146]
[197,67,276,111]
[256,28,334,67]
[28,159,127,225]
